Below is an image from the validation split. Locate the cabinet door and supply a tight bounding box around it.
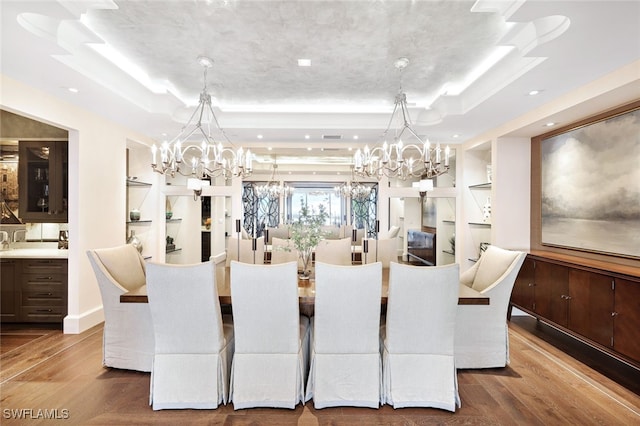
[568,269,614,348]
[534,260,569,326]
[18,141,68,222]
[511,256,535,311]
[613,278,640,363]
[0,259,20,322]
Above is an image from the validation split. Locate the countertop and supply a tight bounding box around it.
[0,244,69,259]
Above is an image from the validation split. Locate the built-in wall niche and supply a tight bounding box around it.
[422,196,456,265]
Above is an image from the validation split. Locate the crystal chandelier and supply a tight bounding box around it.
[151,56,252,179]
[255,163,293,200]
[334,166,373,202]
[354,57,449,180]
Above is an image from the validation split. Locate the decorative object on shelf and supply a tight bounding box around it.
[288,201,328,280]
[129,209,141,221]
[127,230,143,253]
[479,242,490,256]
[255,162,293,200]
[486,164,492,183]
[166,235,175,252]
[57,230,69,249]
[449,234,455,255]
[334,165,373,202]
[150,56,252,180]
[482,197,491,222]
[165,198,173,219]
[353,57,450,180]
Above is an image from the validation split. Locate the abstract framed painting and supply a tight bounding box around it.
[541,106,640,258]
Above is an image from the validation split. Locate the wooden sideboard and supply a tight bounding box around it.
[510,251,640,368]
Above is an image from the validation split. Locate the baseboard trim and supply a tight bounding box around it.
[63,306,104,334]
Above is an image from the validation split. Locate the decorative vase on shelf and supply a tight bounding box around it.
[127,230,143,253]
[129,209,141,221]
[482,197,492,222]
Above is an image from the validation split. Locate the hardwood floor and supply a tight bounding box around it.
[1,318,639,425]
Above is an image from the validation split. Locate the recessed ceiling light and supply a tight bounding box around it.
[304,134,310,139]
[353,135,359,140]
[545,122,556,127]
[307,147,312,151]
[298,59,311,67]
[267,147,272,151]
[67,87,79,93]
[257,134,263,139]
[453,134,460,138]
[348,147,353,151]
[528,90,541,96]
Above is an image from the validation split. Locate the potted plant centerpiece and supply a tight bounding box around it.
[288,200,328,279]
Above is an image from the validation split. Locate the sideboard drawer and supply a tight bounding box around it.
[22,290,66,307]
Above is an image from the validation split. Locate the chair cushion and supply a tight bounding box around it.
[95,245,145,291]
[471,246,519,292]
[380,225,400,239]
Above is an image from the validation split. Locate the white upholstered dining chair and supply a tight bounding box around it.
[455,245,526,369]
[314,237,352,266]
[381,262,460,411]
[226,236,265,265]
[306,262,383,408]
[229,261,310,409]
[86,244,154,372]
[146,261,234,410]
[362,237,399,268]
[270,237,299,265]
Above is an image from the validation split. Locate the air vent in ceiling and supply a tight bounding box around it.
[322,134,342,140]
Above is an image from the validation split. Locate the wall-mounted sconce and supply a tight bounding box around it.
[412,179,434,198]
[187,178,210,201]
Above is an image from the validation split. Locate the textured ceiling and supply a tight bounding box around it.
[1,0,639,172]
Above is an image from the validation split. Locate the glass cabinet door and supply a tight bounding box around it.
[18,141,68,223]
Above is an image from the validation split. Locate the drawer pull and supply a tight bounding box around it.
[36,292,54,296]
[35,309,53,313]
[36,276,54,281]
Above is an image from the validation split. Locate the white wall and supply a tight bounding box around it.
[1,74,155,333]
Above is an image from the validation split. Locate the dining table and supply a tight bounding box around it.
[120,264,489,316]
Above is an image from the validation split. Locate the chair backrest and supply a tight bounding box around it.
[315,237,352,266]
[379,225,400,239]
[313,262,382,353]
[230,261,300,354]
[226,236,265,266]
[362,237,398,268]
[146,261,224,354]
[88,244,146,293]
[266,226,290,244]
[470,245,525,293]
[271,237,299,265]
[385,262,460,355]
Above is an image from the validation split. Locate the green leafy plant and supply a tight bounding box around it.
[288,199,328,277]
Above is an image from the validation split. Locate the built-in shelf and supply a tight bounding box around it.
[126,178,152,187]
[127,220,152,224]
[468,258,479,263]
[166,247,182,254]
[442,220,455,224]
[468,222,491,227]
[166,218,182,223]
[143,255,152,260]
[443,249,455,255]
[468,182,492,189]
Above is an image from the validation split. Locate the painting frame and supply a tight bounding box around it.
[540,104,640,259]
